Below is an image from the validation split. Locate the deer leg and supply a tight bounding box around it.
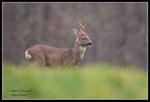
[31,59,45,68]
[28,55,46,67]
[25,56,45,68]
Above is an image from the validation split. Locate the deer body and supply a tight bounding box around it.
[25,21,92,67]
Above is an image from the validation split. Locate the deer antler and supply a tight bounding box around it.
[79,20,86,32]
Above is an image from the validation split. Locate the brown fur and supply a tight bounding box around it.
[25,21,92,68]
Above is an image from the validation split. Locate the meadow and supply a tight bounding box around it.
[2,63,148,100]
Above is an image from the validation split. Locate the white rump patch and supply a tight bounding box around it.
[25,50,31,60]
[80,46,86,59]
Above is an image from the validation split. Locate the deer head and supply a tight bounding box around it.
[73,20,92,47]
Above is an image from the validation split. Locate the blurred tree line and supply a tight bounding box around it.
[3,3,148,69]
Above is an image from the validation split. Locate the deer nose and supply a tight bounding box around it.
[88,42,92,45]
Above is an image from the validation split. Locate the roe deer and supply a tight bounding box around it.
[25,21,92,68]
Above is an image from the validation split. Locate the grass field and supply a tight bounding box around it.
[2,63,148,100]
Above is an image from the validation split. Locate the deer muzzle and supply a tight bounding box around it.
[87,41,92,45]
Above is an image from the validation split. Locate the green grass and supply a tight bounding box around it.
[2,63,148,99]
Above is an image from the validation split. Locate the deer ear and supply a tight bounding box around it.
[73,28,79,35]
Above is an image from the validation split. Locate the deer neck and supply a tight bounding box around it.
[79,46,86,59]
[73,43,87,60]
